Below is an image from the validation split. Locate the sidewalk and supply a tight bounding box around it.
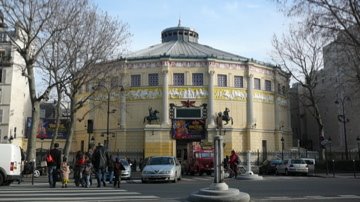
[314,172,360,179]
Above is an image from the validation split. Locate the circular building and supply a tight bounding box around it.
[74,24,292,162]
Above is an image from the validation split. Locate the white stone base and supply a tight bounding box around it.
[236,172,263,180]
[188,186,250,202]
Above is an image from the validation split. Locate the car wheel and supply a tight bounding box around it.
[33,170,40,178]
[0,173,4,186]
[173,173,178,183]
[141,178,147,183]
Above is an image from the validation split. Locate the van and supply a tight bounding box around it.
[0,144,22,186]
[301,158,315,175]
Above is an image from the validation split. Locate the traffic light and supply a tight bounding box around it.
[87,119,93,133]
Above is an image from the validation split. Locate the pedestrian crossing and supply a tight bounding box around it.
[0,186,159,201]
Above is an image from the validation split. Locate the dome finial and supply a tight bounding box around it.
[178,18,181,27]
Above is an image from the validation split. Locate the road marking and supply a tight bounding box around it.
[0,187,159,201]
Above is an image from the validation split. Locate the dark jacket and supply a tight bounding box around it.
[48,148,62,169]
[92,145,107,170]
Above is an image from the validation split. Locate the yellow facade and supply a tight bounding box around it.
[73,59,292,159]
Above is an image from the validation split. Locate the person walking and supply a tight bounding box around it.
[92,143,107,187]
[47,143,62,188]
[107,154,114,184]
[229,150,240,178]
[113,157,125,188]
[83,160,93,188]
[60,157,70,188]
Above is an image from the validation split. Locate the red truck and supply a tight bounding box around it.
[186,142,214,176]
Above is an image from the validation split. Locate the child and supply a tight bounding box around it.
[113,158,124,188]
[60,157,71,188]
[83,160,93,188]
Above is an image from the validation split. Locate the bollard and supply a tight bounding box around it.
[353,160,356,178]
[326,160,329,176]
[332,160,335,177]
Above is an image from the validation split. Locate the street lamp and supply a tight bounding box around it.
[95,83,120,151]
[356,136,360,160]
[328,137,332,160]
[335,96,350,160]
[281,137,284,160]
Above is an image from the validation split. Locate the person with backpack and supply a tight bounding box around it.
[229,150,240,178]
[47,143,62,188]
[92,143,107,187]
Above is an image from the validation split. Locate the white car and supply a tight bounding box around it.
[141,156,181,183]
[276,159,308,176]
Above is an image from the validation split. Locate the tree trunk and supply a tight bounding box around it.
[27,101,40,162]
[63,99,76,158]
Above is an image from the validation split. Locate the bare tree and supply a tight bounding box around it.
[0,0,87,161]
[272,26,328,158]
[275,0,360,93]
[47,6,130,158]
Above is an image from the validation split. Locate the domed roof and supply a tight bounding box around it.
[126,24,248,62]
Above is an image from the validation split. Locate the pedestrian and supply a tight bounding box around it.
[47,143,62,188]
[83,160,93,188]
[60,157,70,188]
[107,154,114,184]
[92,143,107,187]
[74,151,86,187]
[229,150,240,178]
[113,157,125,188]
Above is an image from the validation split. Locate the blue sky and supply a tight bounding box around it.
[93,0,289,64]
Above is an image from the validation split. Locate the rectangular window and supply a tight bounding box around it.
[0,69,3,83]
[148,73,159,86]
[254,78,261,90]
[282,86,286,94]
[265,80,272,91]
[192,73,203,86]
[173,73,184,86]
[278,83,281,94]
[234,76,243,88]
[218,74,227,87]
[0,109,3,123]
[131,75,141,87]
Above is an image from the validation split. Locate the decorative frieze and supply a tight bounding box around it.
[169,87,208,99]
[253,92,274,103]
[214,88,247,100]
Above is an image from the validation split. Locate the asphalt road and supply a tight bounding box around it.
[4,173,360,201]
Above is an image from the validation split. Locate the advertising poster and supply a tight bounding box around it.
[171,119,206,140]
[25,117,69,139]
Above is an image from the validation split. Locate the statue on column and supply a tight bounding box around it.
[221,107,233,125]
[143,107,160,124]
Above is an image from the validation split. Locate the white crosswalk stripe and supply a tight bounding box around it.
[0,186,159,201]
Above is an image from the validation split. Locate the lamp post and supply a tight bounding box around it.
[328,137,332,160]
[281,137,284,160]
[335,96,350,160]
[95,83,119,151]
[356,136,360,160]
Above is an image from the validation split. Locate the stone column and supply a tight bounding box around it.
[162,68,169,125]
[247,74,254,128]
[208,70,215,126]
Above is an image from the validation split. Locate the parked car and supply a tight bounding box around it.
[141,156,181,183]
[276,159,308,176]
[106,158,132,180]
[259,159,282,175]
[119,159,132,179]
[0,144,23,185]
[301,158,315,175]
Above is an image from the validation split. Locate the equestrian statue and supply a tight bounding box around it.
[143,107,160,124]
[219,107,233,125]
